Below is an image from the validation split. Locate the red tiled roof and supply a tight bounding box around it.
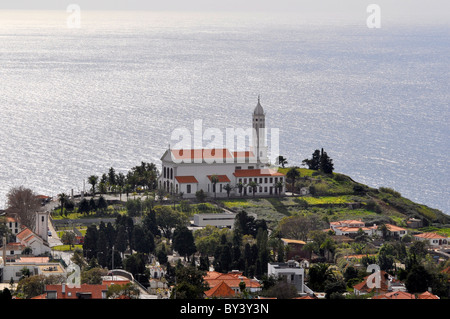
[171,149,234,161]
[207,175,231,183]
[385,224,407,232]
[16,228,34,241]
[417,291,439,299]
[414,232,448,240]
[233,168,284,178]
[372,291,415,299]
[204,271,261,290]
[175,176,198,184]
[353,271,390,294]
[204,281,236,298]
[45,284,107,299]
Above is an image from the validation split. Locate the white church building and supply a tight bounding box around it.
[158,98,286,198]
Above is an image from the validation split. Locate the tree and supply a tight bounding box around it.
[223,184,233,198]
[106,282,140,299]
[286,167,300,195]
[88,175,99,196]
[236,182,245,197]
[276,156,288,168]
[155,206,186,239]
[405,265,433,293]
[274,181,283,196]
[247,181,259,198]
[78,198,90,215]
[5,186,41,231]
[173,226,197,261]
[83,225,98,260]
[61,231,76,247]
[108,167,116,189]
[97,195,108,213]
[308,263,329,291]
[195,189,206,203]
[210,174,219,198]
[115,225,128,256]
[319,149,334,174]
[133,225,155,256]
[58,193,68,217]
[172,265,208,299]
[302,149,321,170]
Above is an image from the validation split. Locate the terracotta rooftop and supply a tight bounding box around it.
[204,271,261,290]
[207,175,231,183]
[233,168,284,178]
[414,232,448,239]
[174,176,199,184]
[204,281,236,298]
[171,148,234,161]
[45,284,108,299]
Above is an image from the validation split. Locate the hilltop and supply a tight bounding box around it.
[215,167,450,232]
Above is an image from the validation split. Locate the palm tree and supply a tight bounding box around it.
[277,155,288,168]
[247,181,259,198]
[286,167,301,196]
[274,181,284,197]
[88,175,98,197]
[236,182,244,197]
[58,193,68,217]
[210,174,219,198]
[223,184,233,198]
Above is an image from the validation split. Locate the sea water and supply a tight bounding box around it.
[0,11,448,213]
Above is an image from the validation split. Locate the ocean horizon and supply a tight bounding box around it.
[0,10,448,213]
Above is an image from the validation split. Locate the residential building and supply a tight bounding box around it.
[353,271,405,296]
[414,232,448,247]
[204,271,261,294]
[378,224,408,239]
[267,260,313,295]
[45,283,108,299]
[330,219,377,236]
[280,238,308,260]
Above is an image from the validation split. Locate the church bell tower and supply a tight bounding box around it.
[252,96,267,164]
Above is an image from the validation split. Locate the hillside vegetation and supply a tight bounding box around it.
[217,168,450,230]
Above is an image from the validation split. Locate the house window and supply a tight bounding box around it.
[248,166,254,169]
[270,178,273,183]
[236,166,241,170]
[275,178,278,183]
[42,216,45,222]
[220,184,223,192]
[264,187,267,192]
[259,187,262,192]
[264,178,268,183]
[187,185,191,194]
[259,178,262,183]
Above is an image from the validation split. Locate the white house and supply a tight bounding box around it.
[414,232,448,247]
[267,260,313,295]
[330,219,377,236]
[158,98,286,198]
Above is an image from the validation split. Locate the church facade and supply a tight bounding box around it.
[158,98,286,198]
